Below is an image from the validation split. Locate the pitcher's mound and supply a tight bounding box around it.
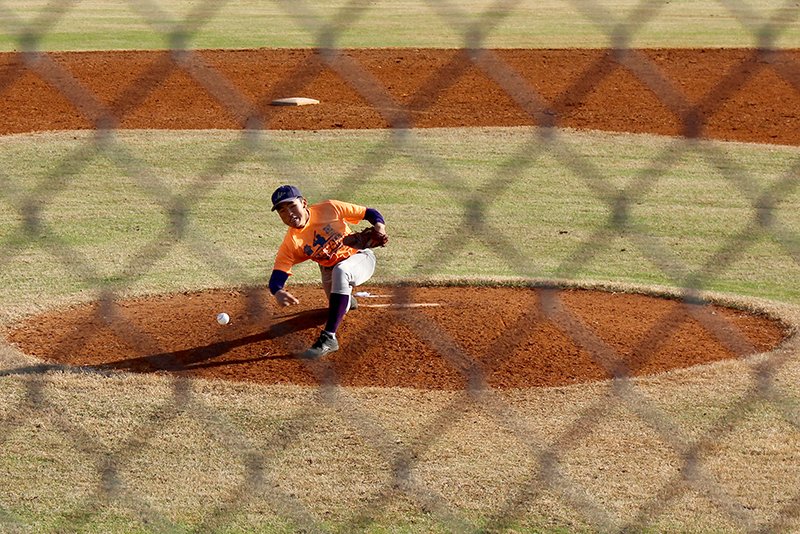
[3,286,789,390]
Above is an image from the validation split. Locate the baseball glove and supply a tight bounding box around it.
[342,226,389,249]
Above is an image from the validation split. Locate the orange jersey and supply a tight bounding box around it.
[273,200,367,274]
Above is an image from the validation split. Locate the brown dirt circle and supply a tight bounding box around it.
[3,286,790,390]
[2,48,798,388]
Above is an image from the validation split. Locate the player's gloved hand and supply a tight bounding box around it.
[275,289,300,306]
[342,226,389,249]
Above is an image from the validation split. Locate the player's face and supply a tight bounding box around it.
[276,198,308,228]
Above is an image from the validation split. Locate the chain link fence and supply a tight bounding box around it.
[1,1,799,532]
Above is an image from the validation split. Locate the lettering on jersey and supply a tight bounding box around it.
[299,225,347,261]
[313,232,327,248]
[307,229,344,261]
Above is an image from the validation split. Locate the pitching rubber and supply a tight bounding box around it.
[359,303,441,308]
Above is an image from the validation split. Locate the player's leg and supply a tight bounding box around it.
[302,251,376,358]
[341,249,375,311]
[319,264,333,299]
[327,249,375,329]
[319,260,360,311]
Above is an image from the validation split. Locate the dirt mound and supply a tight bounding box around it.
[4,286,788,389]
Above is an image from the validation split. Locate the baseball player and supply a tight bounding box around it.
[268,184,388,358]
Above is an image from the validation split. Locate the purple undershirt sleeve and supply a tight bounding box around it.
[268,269,289,295]
[364,208,385,226]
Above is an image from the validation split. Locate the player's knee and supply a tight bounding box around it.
[329,269,351,294]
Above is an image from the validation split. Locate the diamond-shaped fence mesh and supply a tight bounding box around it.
[1,0,799,532]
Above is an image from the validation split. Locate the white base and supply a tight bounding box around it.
[270,97,320,106]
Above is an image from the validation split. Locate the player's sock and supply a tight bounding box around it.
[324,292,350,334]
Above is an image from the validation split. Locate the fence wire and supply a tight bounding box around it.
[1,1,799,532]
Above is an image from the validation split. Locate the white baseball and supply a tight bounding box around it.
[216,312,230,325]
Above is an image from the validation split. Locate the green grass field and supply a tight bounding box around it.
[1,0,800,51]
[1,128,798,319]
[2,2,800,533]
[1,127,798,532]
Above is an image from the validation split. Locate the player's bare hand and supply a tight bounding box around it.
[275,289,300,306]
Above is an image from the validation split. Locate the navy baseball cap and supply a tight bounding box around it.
[270,184,303,211]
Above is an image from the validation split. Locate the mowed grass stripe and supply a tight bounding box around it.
[2,0,800,51]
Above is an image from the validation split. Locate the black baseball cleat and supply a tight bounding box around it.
[349,295,358,311]
[300,331,339,359]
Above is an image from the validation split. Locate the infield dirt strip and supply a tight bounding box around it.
[1,48,797,388]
